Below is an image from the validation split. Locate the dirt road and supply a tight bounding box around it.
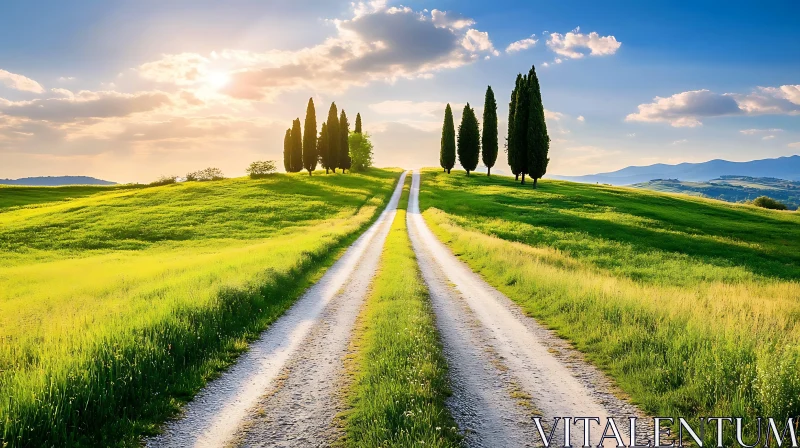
[407,171,649,447]
[147,171,408,448]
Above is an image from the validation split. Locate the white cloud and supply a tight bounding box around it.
[546,27,621,60]
[58,76,76,82]
[762,135,775,140]
[577,115,585,122]
[626,133,636,137]
[431,9,474,29]
[627,86,800,127]
[672,139,688,145]
[0,69,45,93]
[505,35,538,53]
[462,29,499,56]
[789,142,800,148]
[740,128,783,135]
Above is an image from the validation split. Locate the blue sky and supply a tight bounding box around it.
[1,0,798,182]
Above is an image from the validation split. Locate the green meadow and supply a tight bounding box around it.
[418,169,800,436]
[340,176,459,448]
[0,169,400,447]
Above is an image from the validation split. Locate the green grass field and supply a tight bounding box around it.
[340,176,459,447]
[0,169,401,447]
[418,169,800,440]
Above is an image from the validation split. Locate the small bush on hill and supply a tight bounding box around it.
[149,175,177,186]
[186,167,224,182]
[246,160,277,179]
[752,196,788,210]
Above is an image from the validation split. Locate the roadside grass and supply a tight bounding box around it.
[419,169,800,443]
[340,175,460,448]
[0,169,401,447]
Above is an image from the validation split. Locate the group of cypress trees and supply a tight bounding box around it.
[283,98,361,175]
[507,65,550,187]
[440,65,549,187]
[440,86,499,177]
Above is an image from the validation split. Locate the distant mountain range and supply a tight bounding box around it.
[0,176,116,186]
[550,155,800,185]
[631,176,800,210]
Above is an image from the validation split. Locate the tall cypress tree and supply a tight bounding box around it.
[354,113,362,133]
[482,86,498,176]
[290,118,303,173]
[526,65,550,187]
[507,74,522,181]
[318,122,328,174]
[339,110,351,173]
[440,104,456,174]
[283,128,292,172]
[325,103,340,174]
[513,75,531,184]
[457,103,480,176]
[302,98,318,176]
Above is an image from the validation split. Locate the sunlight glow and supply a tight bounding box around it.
[206,72,230,89]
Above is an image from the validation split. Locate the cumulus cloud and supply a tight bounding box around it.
[626,86,800,127]
[0,69,45,93]
[546,27,621,59]
[138,3,498,101]
[505,35,538,53]
[577,115,585,122]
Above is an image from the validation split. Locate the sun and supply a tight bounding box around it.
[206,72,230,89]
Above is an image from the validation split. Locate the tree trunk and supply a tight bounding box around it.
[308,170,312,176]
[447,169,451,174]
[326,168,329,174]
[487,167,491,176]
[515,174,519,181]
[467,171,470,176]
[533,177,538,188]
[521,173,526,185]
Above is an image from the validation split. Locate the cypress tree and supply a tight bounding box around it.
[457,103,480,176]
[440,104,456,174]
[290,118,303,173]
[482,86,498,176]
[507,74,522,181]
[318,122,329,174]
[513,75,531,184]
[339,110,351,173]
[354,113,362,133]
[325,103,340,174]
[526,65,550,187]
[283,128,292,172]
[302,98,318,176]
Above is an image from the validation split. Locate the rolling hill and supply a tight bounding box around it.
[550,155,800,185]
[631,176,800,210]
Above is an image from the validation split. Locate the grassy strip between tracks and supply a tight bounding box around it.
[340,175,460,448]
[0,169,401,447]
[418,169,800,446]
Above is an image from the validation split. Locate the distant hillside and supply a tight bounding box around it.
[632,176,800,210]
[550,155,800,185]
[0,176,116,186]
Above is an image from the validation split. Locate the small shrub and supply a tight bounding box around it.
[246,161,277,179]
[149,175,177,186]
[186,167,224,182]
[752,196,788,210]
